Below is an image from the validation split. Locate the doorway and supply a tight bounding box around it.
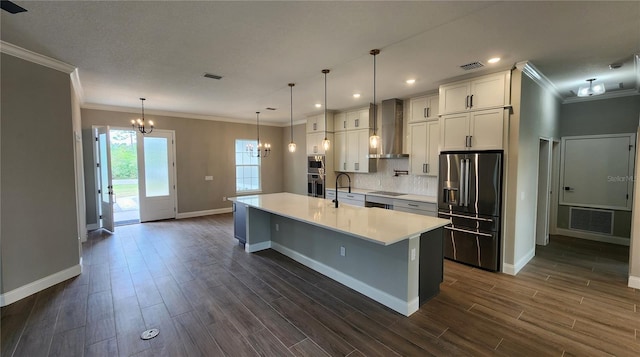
[95,127,176,231]
[110,129,140,226]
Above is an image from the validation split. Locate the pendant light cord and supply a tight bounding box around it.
[370,49,379,136]
[290,84,294,141]
[324,70,328,139]
[256,111,260,145]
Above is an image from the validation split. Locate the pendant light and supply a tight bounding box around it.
[288,83,296,153]
[321,69,330,151]
[131,98,154,134]
[247,111,271,158]
[369,49,381,149]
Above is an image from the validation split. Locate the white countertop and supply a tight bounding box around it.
[326,187,437,204]
[230,192,449,246]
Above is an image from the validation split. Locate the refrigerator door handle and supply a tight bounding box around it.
[464,159,470,206]
[459,160,466,206]
[444,226,493,237]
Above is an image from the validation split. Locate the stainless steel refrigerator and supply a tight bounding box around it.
[438,151,502,271]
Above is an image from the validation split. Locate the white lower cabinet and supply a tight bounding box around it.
[440,108,504,151]
[409,120,439,176]
[393,200,437,217]
[325,190,365,207]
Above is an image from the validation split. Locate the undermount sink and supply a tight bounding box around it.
[367,191,407,197]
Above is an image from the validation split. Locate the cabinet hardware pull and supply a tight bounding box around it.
[355,163,359,171]
[444,226,493,237]
[427,107,430,117]
[423,108,427,118]
[423,163,427,173]
[465,95,469,109]
[343,121,346,129]
[355,119,359,127]
[468,135,472,147]
[344,162,346,170]
[408,204,419,207]
[426,163,429,173]
[470,95,474,108]
[439,212,493,222]
[313,122,317,131]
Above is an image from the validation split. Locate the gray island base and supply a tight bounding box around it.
[230,193,450,316]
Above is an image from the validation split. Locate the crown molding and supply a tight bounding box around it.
[515,61,563,100]
[0,41,75,74]
[81,103,291,127]
[70,69,85,104]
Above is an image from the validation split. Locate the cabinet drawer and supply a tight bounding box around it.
[338,192,365,203]
[393,200,437,215]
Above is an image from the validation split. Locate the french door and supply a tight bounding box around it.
[97,127,115,232]
[137,130,176,222]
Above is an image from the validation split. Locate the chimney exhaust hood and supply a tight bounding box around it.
[369,98,408,159]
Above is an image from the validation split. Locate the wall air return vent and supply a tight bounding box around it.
[459,61,484,71]
[203,73,223,80]
[569,207,614,235]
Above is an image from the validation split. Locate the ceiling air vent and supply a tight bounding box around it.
[459,61,484,71]
[203,73,223,80]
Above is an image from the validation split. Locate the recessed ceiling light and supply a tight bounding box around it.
[406,79,416,84]
[353,93,361,98]
[315,103,322,108]
[488,57,501,64]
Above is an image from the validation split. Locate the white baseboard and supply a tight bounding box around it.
[0,264,82,307]
[176,207,232,219]
[502,248,535,276]
[245,240,271,253]
[271,242,416,316]
[555,228,630,246]
[87,223,99,231]
[629,276,640,289]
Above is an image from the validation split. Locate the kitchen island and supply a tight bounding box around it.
[229,192,450,316]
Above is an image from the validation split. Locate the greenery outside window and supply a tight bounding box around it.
[235,139,261,193]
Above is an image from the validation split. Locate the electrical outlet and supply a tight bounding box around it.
[275,224,279,231]
[222,196,226,201]
[205,176,213,181]
[340,246,346,257]
[411,248,416,261]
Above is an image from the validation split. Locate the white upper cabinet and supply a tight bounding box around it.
[440,108,504,151]
[409,120,440,176]
[307,113,334,133]
[334,112,347,132]
[346,107,372,130]
[306,132,335,155]
[438,71,510,115]
[409,94,439,123]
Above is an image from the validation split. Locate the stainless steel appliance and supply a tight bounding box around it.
[438,151,502,271]
[365,191,407,209]
[307,155,326,198]
[307,155,325,174]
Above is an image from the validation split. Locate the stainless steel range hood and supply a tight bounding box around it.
[369,98,409,159]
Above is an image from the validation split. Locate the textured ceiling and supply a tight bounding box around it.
[1,1,639,125]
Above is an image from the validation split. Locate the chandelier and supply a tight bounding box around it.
[131,98,154,134]
[247,111,271,157]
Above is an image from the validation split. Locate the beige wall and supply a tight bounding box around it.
[504,68,561,270]
[1,54,80,293]
[82,109,284,225]
[282,123,307,195]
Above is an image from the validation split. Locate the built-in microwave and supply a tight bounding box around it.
[307,155,325,174]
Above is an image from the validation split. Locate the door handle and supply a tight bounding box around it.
[463,159,470,206]
[444,226,493,238]
[459,160,466,206]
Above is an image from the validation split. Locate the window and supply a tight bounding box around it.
[235,139,261,193]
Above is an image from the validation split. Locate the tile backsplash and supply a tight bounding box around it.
[352,159,438,196]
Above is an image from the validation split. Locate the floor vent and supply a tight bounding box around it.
[459,61,484,71]
[569,207,614,235]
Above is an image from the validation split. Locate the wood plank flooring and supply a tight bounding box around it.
[2,214,638,356]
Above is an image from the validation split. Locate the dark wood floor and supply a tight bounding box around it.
[2,214,639,356]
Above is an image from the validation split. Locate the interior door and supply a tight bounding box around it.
[97,127,115,232]
[138,130,176,222]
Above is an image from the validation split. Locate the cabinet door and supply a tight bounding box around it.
[346,130,359,171]
[440,113,470,151]
[409,122,428,175]
[346,110,360,130]
[306,115,319,133]
[334,112,347,132]
[469,109,504,150]
[470,72,508,110]
[334,131,347,171]
[426,120,440,175]
[356,129,369,172]
[357,108,371,129]
[409,96,428,123]
[426,95,440,119]
[306,132,320,155]
[439,82,470,115]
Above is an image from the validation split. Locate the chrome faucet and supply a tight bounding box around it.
[334,173,352,208]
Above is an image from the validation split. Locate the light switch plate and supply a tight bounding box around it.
[205,176,213,181]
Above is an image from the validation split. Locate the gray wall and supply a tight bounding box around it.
[557,95,640,239]
[1,54,80,293]
[504,69,561,267]
[282,123,307,195]
[82,109,284,225]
